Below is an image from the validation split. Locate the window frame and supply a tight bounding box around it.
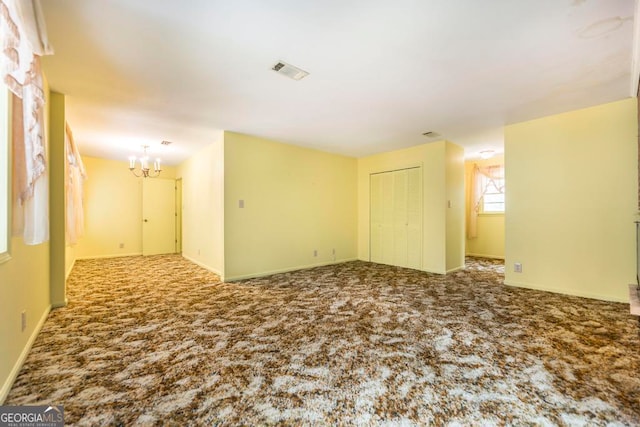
[0,84,11,264]
[479,166,505,215]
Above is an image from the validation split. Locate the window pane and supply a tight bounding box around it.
[483,202,505,213]
[482,193,505,213]
[483,193,503,203]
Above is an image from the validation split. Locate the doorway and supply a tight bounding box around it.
[142,178,176,255]
[175,178,182,254]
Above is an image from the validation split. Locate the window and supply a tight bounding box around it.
[0,84,10,263]
[479,165,505,214]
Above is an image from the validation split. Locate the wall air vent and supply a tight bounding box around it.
[161,140,173,145]
[271,61,309,81]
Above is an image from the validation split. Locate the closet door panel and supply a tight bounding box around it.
[370,167,422,269]
[406,168,422,269]
[393,170,408,267]
[380,172,395,265]
[370,174,383,263]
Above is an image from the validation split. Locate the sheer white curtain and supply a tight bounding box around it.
[65,123,86,245]
[467,164,504,239]
[1,0,53,245]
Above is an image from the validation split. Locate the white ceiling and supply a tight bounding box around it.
[40,0,637,165]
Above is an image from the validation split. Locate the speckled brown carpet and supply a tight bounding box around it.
[6,255,640,425]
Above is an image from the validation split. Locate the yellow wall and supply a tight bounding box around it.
[223,131,357,280]
[0,83,51,403]
[465,155,505,259]
[75,156,176,259]
[505,98,637,302]
[49,92,66,307]
[176,134,225,276]
[0,237,50,403]
[446,143,465,271]
[358,140,465,274]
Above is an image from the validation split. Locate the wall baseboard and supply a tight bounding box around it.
[446,265,465,274]
[503,280,629,303]
[76,252,143,260]
[51,298,68,309]
[357,258,450,275]
[0,305,51,404]
[65,258,76,280]
[225,258,358,282]
[181,254,224,279]
[466,253,505,260]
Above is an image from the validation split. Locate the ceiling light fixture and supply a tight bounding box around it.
[479,150,495,159]
[129,145,162,178]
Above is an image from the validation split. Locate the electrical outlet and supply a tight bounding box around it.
[313,250,318,257]
[119,243,124,249]
[21,311,26,332]
[514,263,522,273]
[198,249,201,255]
[332,249,335,255]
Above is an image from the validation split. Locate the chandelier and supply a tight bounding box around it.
[129,145,162,178]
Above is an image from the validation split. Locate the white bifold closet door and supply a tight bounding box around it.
[370,167,422,269]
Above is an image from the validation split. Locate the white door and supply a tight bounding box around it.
[370,173,383,263]
[142,178,176,255]
[175,178,182,254]
[370,172,395,265]
[393,170,408,267]
[406,168,422,269]
[370,167,422,269]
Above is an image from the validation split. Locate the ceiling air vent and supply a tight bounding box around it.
[161,140,173,145]
[271,61,309,81]
[422,131,441,139]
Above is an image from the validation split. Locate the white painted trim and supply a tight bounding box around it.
[181,254,224,279]
[0,305,51,404]
[504,280,628,303]
[76,252,143,260]
[465,253,505,260]
[631,0,640,96]
[225,258,358,282]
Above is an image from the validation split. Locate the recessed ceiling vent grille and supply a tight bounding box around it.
[272,61,309,81]
[422,131,441,139]
[161,140,173,145]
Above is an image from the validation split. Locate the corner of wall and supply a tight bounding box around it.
[177,136,225,277]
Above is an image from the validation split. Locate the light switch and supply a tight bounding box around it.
[239,199,245,208]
